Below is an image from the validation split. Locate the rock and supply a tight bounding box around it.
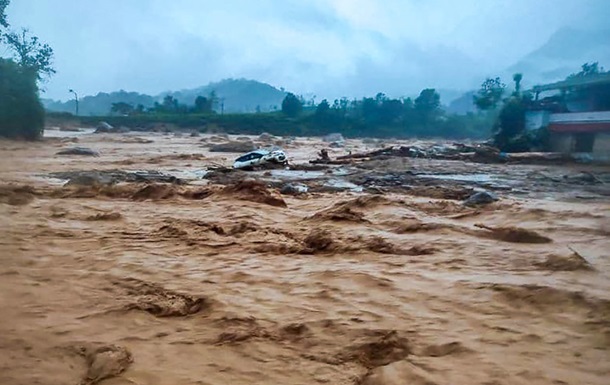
[280,183,309,195]
[56,147,100,157]
[329,141,344,148]
[190,131,200,137]
[563,172,602,184]
[323,133,344,143]
[94,121,114,133]
[463,191,498,206]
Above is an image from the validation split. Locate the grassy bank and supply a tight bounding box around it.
[48,111,492,140]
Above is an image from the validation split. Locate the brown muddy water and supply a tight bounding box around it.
[0,130,609,385]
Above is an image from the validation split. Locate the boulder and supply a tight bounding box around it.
[94,121,114,133]
[463,191,498,206]
[280,183,309,195]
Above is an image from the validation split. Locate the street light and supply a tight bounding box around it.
[68,89,79,116]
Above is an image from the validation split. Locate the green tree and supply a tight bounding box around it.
[473,77,505,110]
[281,93,302,117]
[3,28,55,80]
[0,58,44,139]
[492,95,530,152]
[161,95,178,113]
[414,88,441,127]
[0,0,9,29]
[0,1,54,140]
[315,99,330,116]
[193,95,212,114]
[569,62,603,79]
[110,102,134,116]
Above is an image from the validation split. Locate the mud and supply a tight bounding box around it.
[534,249,594,271]
[74,343,133,385]
[219,180,287,207]
[0,184,36,205]
[474,223,553,243]
[113,277,210,317]
[1,132,609,385]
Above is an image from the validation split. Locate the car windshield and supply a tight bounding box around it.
[236,152,264,162]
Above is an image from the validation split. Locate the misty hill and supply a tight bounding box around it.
[43,91,156,116]
[43,79,287,116]
[507,27,610,86]
[446,91,477,115]
[165,78,287,113]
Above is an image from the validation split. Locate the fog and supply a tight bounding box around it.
[5,0,610,101]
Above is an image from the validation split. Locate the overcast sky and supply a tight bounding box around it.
[4,0,609,101]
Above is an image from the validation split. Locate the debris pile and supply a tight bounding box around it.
[310,142,581,165]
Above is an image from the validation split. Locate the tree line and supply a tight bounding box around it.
[110,92,220,116]
[276,89,491,139]
[109,87,491,139]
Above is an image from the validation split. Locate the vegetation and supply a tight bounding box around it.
[59,62,609,144]
[0,0,54,140]
[70,86,492,140]
[473,73,535,152]
[0,0,8,29]
[0,58,45,139]
[473,77,506,111]
[281,93,303,117]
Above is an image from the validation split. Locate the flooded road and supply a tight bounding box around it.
[1,131,609,385]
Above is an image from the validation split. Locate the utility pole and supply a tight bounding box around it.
[68,89,79,116]
[220,98,225,115]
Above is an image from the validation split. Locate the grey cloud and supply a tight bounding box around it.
[4,0,609,101]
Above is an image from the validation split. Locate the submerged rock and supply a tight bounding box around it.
[56,147,100,157]
[280,183,309,195]
[463,191,498,206]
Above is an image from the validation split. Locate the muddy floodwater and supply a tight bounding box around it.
[1,130,609,385]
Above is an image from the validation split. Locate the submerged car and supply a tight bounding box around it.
[233,149,287,169]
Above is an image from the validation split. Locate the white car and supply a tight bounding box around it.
[233,149,287,169]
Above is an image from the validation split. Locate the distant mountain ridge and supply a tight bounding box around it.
[506,27,610,86]
[43,78,287,116]
[446,27,610,114]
